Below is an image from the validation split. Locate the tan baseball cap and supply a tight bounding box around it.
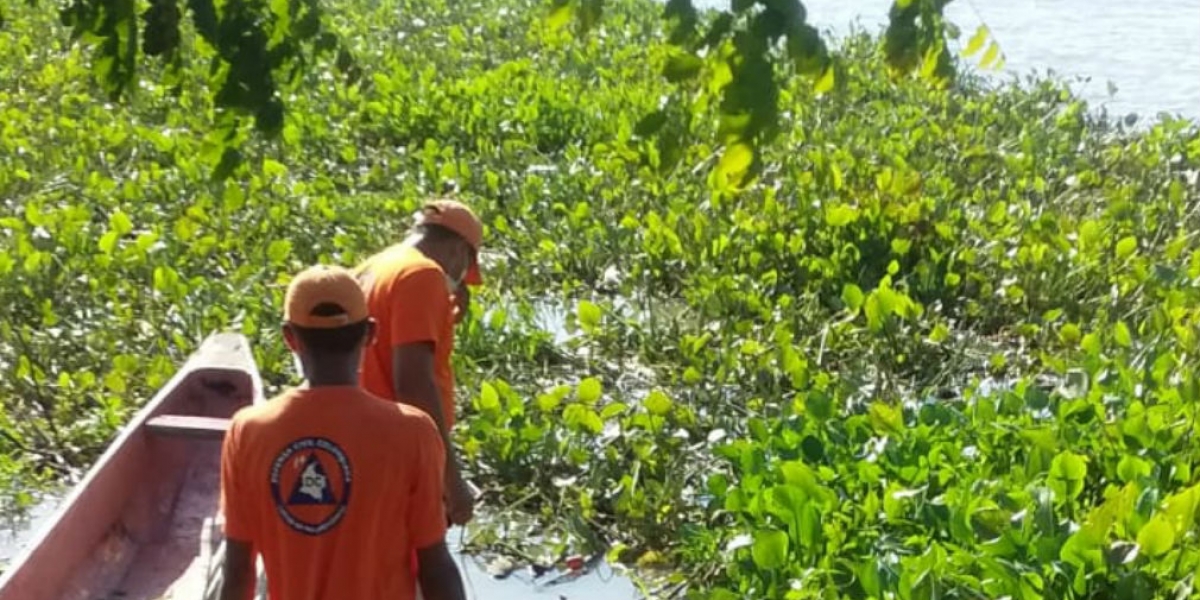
[284,265,369,328]
[416,199,484,285]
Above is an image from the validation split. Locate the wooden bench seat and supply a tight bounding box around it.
[145,415,232,440]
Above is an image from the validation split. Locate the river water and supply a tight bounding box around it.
[0,493,640,599]
[1,0,1195,596]
[692,0,1200,121]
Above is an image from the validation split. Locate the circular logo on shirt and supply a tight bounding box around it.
[269,437,352,536]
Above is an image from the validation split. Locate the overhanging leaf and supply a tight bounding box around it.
[963,24,989,57]
[663,51,704,83]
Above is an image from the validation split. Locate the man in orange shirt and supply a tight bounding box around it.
[356,199,483,526]
[218,264,466,600]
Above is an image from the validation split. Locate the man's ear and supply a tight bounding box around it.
[364,318,379,347]
[282,324,302,353]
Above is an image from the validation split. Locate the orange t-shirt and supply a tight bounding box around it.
[219,386,446,600]
[356,245,458,431]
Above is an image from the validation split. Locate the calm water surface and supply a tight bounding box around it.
[0,495,639,599]
[694,0,1200,120]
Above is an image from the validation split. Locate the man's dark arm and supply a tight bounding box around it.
[392,344,467,479]
[416,541,467,600]
[219,538,256,600]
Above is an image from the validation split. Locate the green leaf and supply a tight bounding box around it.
[563,404,603,434]
[600,402,628,420]
[766,484,808,523]
[98,230,119,255]
[634,110,668,137]
[841,284,864,312]
[663,52,703,83]
[1059,323,1082,344]
[644,389,673,415]
[1113,322,1132,348]
[1115,236,1138,259]
[813,65,835,94]
[109,210,133,235]
[804,392,833,421]
[262,158,288,177]
[929,323,950,344]
[979,41,1002,69]
[751,528,789,570]
[1049,451,1088,501]
[577,377,603,403]
[1137,516,1175,558]
[104,371,126,394]
[1160,484,1200,535]
[715,142,753,185]
[479,382,501,412]
[787,23,828,76]
[868,402,905,436]
[825,204,859,227]
[545,0,573,30]
[859,560,882,598]
[963,25,989,57]
[267,239,292,264]
[577,300,602,332]
[536,391,563,412]
[1117,455,1151,483]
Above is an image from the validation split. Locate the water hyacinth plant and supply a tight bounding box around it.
[3,0,1200,597]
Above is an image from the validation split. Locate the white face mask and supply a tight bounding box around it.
[444,271,464,293]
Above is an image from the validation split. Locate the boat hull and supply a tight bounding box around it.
[0,333,262,600]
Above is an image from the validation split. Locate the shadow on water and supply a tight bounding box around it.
[0,494,642,599]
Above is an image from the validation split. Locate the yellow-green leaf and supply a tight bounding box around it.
[963,25,989,57]
[577,377,603,403]
[751,529,789,570]
[1049,451,1088,500]
[1138,516,1175,558]
[578,300,602,331]
[545,1,572,30]
[104,371,126,394]
[813,65,835,94]
[718,143,753,178]
[644,389,673,415]
[980,41,1001,69]
[868,402,904,435]
[267,239,292,264]
[479,382,501,412]
[841,284,864,312]
[1113,322,1132,348]
[110,210,133,235]
[825,204,859,227]
[1115,236,1138,259]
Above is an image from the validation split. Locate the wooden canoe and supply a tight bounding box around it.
[0,332,265,600]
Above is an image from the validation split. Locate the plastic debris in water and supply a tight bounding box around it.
[565,555,584,571]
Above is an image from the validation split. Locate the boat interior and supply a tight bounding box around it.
[0,334,263,600]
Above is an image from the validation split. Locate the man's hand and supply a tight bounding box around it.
[444,469,476,525]
[452,285,470,325]
[417,540,467,600]
[219,539,256,600]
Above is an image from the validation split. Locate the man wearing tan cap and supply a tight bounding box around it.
[355,199,484,526]
[218,265,466,600]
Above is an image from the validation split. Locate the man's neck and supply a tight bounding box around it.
[302,372,358,387]
[411,238,449,271]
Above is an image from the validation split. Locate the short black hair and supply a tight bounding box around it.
[289,302,369,356]
[415,223,465,244]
